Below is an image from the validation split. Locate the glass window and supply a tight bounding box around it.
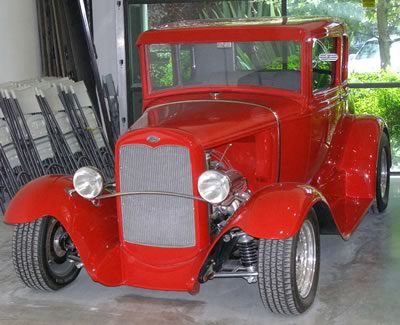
[146,1,283,28]
[235,41,301,71]
[312,38,337,92]
[148,44,174,89]
[179,45,194,82]
[147,41,301,93]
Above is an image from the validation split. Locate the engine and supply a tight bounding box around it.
[197,149,251,235]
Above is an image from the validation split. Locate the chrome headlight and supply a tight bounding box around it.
[73,167,104,199]
[198,170,230,204]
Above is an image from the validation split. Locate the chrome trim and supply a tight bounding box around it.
[96,190,206,202]
[146,135,160,143]
[296,219,317,298]
[380,149,388,196]
[65,188,76,196]
[144,99,281,181]
[67,255,83,269]
[212,272,259,278]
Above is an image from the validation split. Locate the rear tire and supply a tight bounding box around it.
[372,132,390,213]
[258,210,320,315]
[12,217,80,291]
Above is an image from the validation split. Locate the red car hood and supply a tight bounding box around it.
[130,100,278,148]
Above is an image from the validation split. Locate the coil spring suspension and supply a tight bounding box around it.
[238,234,257,267]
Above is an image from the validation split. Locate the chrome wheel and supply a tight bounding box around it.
[380,149,388,197]
[295,219,316,298]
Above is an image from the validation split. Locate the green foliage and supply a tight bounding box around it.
[265,54,300,70]
[349,71,400,167]
[288,0,372,52]
[201,0,281,19]
[150,50,173,88]
[236,46,254,70]
[236,42,300,72]
[180,48,193,81]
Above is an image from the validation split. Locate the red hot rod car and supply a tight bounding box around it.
[5,17,391,315]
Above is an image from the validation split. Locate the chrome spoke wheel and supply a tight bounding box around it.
[295,219,316,298]
[380,149,388,197]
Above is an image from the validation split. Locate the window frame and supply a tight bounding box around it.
[146,41,303,94]
[311,36,340,94]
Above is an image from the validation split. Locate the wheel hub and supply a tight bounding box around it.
[295,219,316,298]
[52,227,67,259]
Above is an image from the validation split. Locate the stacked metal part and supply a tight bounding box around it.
[103,74,120,141]
[0,78,115,211]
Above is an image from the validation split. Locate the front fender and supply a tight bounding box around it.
[227,183,328,239]
[4,175,122,286]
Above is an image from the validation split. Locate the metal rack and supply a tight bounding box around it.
[0,78,115,211]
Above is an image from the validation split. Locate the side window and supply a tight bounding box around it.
[148,44,175,90]
[312,37,337,92]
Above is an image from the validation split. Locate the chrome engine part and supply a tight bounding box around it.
[238,234,258,284]
[206,151,251,234]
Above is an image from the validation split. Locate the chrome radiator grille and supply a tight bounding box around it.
[119,144,195,247]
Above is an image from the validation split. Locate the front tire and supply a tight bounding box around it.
[258,210,320,315]
[12,217,81,291]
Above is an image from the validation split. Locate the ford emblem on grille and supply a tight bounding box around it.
[147,135,160,143]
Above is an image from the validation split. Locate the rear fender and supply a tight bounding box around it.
[227,183,329,239]
[313,114,387,238]
[4,176,122,286]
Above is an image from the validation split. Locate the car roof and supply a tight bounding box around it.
[137,16,346,45]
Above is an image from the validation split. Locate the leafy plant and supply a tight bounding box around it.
[200,0,281,19]
[349,71,400,169]
[149,48,174,88]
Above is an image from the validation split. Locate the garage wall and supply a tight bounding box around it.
[0,0,41,84]
[93,0,128,133]
[93,0,118,81]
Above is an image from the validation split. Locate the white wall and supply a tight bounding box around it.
[0,0,41,84]
[93,0,128,133]
[93,0,118,81]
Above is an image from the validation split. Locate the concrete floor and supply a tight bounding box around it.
[1,180,400,325]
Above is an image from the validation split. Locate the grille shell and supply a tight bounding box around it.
[119,144,196,247]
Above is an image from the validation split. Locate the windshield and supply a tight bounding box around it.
[147,41,301,93]
[357,40,379,60]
